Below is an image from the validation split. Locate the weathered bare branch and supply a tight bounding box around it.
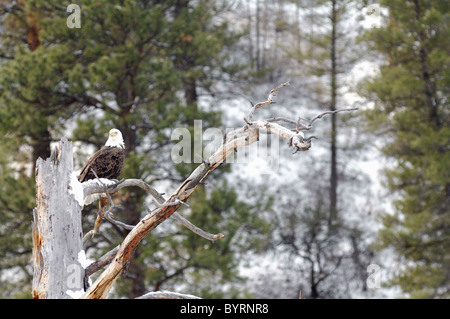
[171,212,225,242]
[247,81,290,121]
[307,107,359,127]
[82,176,224,242]
[82,178,161,201]
[136,290,202,299]
[81,83,358,299]
[85,246,119,277]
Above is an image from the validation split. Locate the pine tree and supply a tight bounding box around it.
[0,139,36,298]
[0,0,55,298]
[360,0,449,298]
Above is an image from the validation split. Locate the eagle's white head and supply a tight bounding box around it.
[105,128,125,149]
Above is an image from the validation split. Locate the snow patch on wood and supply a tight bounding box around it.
[77,250,94,269]
[69,172,84,207]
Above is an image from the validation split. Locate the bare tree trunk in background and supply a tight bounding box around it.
[255,0,261,71]
[246,0,254,69]
[291,0,300,52]
[329,0,338,225]
[261,0,268,71]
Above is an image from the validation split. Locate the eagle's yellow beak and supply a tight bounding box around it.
[110,131,117,137]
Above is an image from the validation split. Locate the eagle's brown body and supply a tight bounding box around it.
[78,146,125,182]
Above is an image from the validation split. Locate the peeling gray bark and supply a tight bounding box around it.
[32,137,85,299]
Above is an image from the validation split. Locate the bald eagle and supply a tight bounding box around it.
[78,128,125,183]
[78,129,125,238]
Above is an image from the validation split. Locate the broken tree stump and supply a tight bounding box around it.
[32,137,85,299]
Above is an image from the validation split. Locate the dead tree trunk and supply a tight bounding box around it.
[32,137,85,299]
